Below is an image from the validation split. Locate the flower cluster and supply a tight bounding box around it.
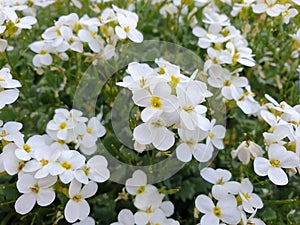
[29,4,143,67]
[0,108,110,223]
[110,170,179,225]
[0,5,37,51]
[192,3,256,71]
[232,94,300,186]
[196,167,265,225]
[0,67,21,109]
[117,58,226,163]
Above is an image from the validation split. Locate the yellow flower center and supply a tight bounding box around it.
[30,184,40,194]
[23,144,31,153]
[83,166,90,176]
[0,78,5,82]
[241,192,250,201]
[86,127,93,134]
[18,161,25,172]
[213,207,222,217]
[58,140,66,144]
[270,159,281,168]
[124,26,130,33]
[59,122,67,130]
[151,120,164,128]
[158,67,166,75]
[61,161,72,170]
[137,186,146,194]
[150,97,162,109]
[40,50,47,55]
[40,159,49,166]
[183,105,194,113]
[208,131,215,139]
[223,80,231,86]
[216,177,224,185]
[186,139,196,146]
[72,194,82,202]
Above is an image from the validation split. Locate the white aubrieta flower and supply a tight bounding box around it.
[133,116,175,151]
[116,62,156,91]
[115,12,143,43]
[208,65,248,100]
[23,147,61,179]
[238,178,263,213]
[176,128,211,163]
[252,0,286,17]
[132,82,179,122]
[231,140,264,165]
[254,144,300,185]
[54,150,86,184]
[176,82,211,131]
[199,119,226,150]
[2,6,37,30]
[0,120,23,144]
[125,170,157,197]
[14,135,47,161]
[195,194,241,225]
[64,180,98,223]
[74,155,110,184]
[200,167,241,199]
[0,143,25,175]
[111,209,134,225]
[15,174,57,215]
[0,67,21,109]
[73,217,96,225]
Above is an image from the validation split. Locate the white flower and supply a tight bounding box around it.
[0,121,23,144]
[233,86,260,115]
[64,180,98,223]
[231,141,264,165]
[23,147,61,179]
[3,7,37,30]
[208,65,247,100]
[1,143,25,175]
[46,111,76,141]
[200,119,226,150]
[252,0,286,17]
[133,116,175,151]
[116,62,155,91]
[176,82,211,131]
[78,28,103,53]
[111,209,134,225]
[74,155,110,184]
[29,41,54,67]
[281,4,298,24]
[195,194,241,225]
[263,124,290,146]
[115,13,143,43]
[176,128,211,163]
[200,167,241,199]
[125,170,156,197]
[73,217,95,225]
[132,82,179,122]
[239,178,263,213]
[54,150,86,184]
[254,144,300,185]
[15,174,57,215]
[14,135,47,161]
[76,117,106,149]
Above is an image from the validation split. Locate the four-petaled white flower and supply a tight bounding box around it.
[254,144,300,185]
[238,178,263,213]
[64,180,98,223]
[15,174,57,215]
[195,194,241,225]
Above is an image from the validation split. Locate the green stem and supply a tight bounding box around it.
[264,198,299,205]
